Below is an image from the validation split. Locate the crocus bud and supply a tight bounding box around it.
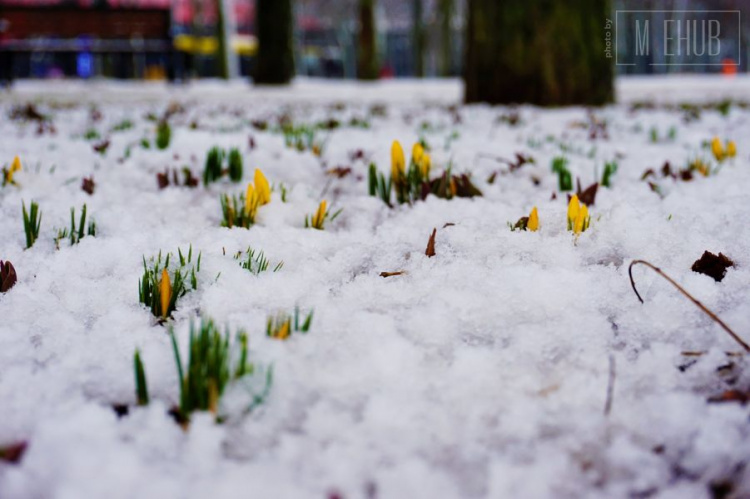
[527,207,539,232]
[160,268,172,318]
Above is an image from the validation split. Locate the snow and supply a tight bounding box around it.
[1,75,750,498]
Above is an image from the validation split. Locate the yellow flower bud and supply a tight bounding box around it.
[527,207,539,232]
[5,156,21,184]
[313,200,327,229]
[573,203,589,235]
[412,143,424,167]
[727,140,737,158]
[245,183,258,216]
[10,156,21,175]
[712,136,725,161]
[391,141,405,180]
[254,169,271,205]
[567,195,580,230]
[421,152,431,179]
[277,321,291,340]
[159,268,172,318]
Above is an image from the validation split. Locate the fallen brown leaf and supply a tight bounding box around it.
[425,228,437,258]
[691,251,734,282]
[380,271,406,278]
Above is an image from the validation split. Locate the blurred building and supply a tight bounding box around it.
[1,0,746,82]
[0,0,256,80]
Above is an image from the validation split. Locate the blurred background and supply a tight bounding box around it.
[0,0,747,83]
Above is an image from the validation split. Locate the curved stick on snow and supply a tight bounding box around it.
[628,260,750,353]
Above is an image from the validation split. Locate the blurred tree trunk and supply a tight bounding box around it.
[464,0,614,105]
[438,0,454,76]
[412,0,425,77]
[254,0,295,84]
[216,0,229,79]
[357,0,378,80]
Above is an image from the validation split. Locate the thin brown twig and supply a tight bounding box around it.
[628,259,750,353]
[380,271,406,278]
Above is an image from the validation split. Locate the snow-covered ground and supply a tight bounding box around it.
[1,76,749,498]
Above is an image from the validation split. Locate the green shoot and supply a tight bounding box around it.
[134,350,149,406]
[551,156,572,191]
[228,148,243,182]
[54,204,96,249]
[276,183,289,203]
[234,247,283,275]
[368,163,392,206]
[156,121,172,150]
[22,200,42,249]
[204,146,243,187]
[204,147,224,186]
[601,161,618,188]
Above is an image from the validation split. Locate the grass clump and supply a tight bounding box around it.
[267,308,313,340]
[138,246,200,321]
[282,123,324,155]
[133,319,273,423]
[172,319,272,421]
[204,146,243,186]
[22,201,42,249]
[54,204,96,249]
[156,121,171,150]
[234,247,283,275]
[601,160,618,188]
[551,156,572,191]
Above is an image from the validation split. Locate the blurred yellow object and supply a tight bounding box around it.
[391,141,405,180]
[727,140,737,158]
[144,66,166,81]
[174,34,257,56]
[711,136,724,162]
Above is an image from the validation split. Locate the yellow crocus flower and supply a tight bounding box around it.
[160,268,172,318]
[412,143,424,166]
[277,320,291,340]
[4,156,21,185]
[567,195,580,230]
[420,152,431,179]
[254,169,271,205]
[527,207,539,232]
[391,141,405,180]
[711,137,725,161]
[573,203,589,234]
[312,200,327,229]
[727,140,737,158]
[245,182,259,217]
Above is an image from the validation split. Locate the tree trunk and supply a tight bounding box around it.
[216,0,229,79]
[357,0,378,80]
[438,0,454,76]
[254,0,295,84]
[412,0,425,77]
[464,0,614,105]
